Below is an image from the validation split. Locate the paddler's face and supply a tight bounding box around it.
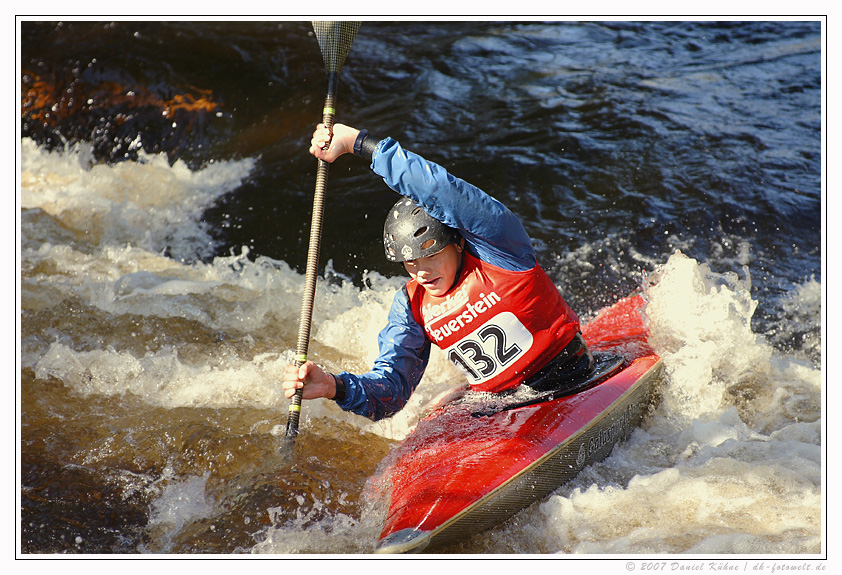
[404,242,464,297]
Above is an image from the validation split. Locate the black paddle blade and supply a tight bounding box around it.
[312,21,361,73]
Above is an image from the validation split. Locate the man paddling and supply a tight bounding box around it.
[282,124,592,420]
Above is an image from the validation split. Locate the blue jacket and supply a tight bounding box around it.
[335,137,537,420]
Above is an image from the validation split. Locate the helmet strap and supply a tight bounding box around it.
[447,239,467,293]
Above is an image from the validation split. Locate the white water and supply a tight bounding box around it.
[528,253,823,555]
[18,139,824,556]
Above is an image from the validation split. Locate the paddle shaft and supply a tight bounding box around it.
[285,21,360,443]
[285,80,337,440]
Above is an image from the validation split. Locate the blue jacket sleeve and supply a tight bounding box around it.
[370,137,537,272]
[334,287,430,420]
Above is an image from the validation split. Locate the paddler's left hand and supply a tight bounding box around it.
[282,360,339,400]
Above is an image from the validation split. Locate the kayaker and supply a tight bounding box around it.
[282,123,592,420]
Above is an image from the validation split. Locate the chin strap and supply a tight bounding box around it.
[446,240,467,293]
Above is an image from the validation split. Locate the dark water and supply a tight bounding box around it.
[19,19,823,555]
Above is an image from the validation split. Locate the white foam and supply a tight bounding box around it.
[21,137,255,260]
[142,467,215,553]
[523,251,823,554]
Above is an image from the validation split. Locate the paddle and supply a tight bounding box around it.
[284,21,361,446]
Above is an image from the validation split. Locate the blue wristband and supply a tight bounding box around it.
[353,129,369,156]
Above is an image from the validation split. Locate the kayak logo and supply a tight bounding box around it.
[444,311,533,385]
[572,402,641,470]
[576,444,587,468]
[585,402,639,458]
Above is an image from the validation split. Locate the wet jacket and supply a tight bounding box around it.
[335,137,579,420]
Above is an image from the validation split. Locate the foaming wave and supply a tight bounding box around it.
[496,251,823,555]
[20,137,255,261]
[646,251,820,430]
[23,224,453,432]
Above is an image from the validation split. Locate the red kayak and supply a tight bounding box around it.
[372,293,663,553]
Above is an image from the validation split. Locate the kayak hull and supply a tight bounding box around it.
[373,294,662,553]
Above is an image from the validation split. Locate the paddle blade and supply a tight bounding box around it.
[312,21,361,73]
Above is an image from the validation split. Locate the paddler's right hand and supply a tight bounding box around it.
[282,360,339,400]
[309,123,359,163]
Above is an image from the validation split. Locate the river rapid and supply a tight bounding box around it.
[18,19,824,556]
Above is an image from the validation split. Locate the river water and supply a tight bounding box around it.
[18,19,824,556]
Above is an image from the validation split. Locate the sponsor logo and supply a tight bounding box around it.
[423,289,502,343]
[420,284,471,326]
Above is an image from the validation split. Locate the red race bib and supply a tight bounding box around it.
[406,254,580,392]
